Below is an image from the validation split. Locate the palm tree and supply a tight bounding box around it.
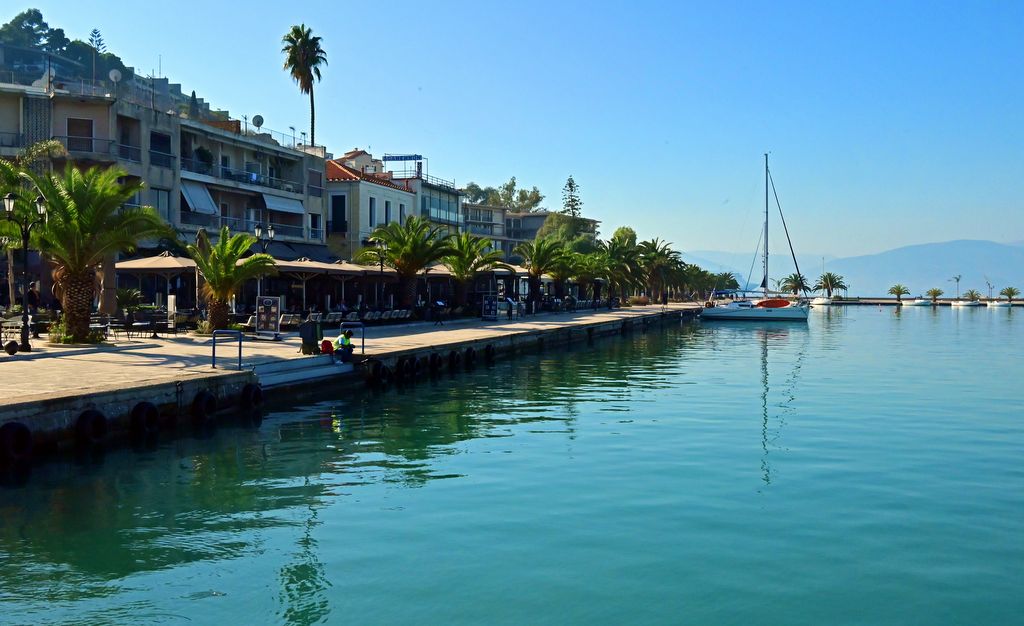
[572,252,610,303]
[187,226,276,330]
[282,24,328,148]
[925,287,944,304]
[888,284,910,303]
[780,273,810,296]
[27,165,169,342]
[514,237,565,309]
[999,286,1020,303]
[356,216,453,307]
[813,271,848,298]
[962,289,982,302]
[442,232,511,306]
[715,272,741,291]
[599,233,641,302]
[638,238,683,298]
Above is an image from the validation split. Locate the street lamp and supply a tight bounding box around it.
[254,222,274,300]
[376,239,387,308]
[3,192,46,352]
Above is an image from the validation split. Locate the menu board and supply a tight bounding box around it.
[256,296,282,336]
[482,295,498,321]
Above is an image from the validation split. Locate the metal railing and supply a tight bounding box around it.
[180,211,219,228]
[181,156,304,193]
[0,131,25,149]
[309,227,324,241]
[211,329,243,369]
[149,150,176,168]
[118,143,142,162]
[391,169,457,191]
[52,135,115,155]
[270,222,304,239]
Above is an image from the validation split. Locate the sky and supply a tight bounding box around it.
[11,1,1024,257]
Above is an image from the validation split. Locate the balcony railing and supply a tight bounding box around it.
[149,150,176,169]
[309,227,323,242]
[181,157,305,193]
[308,184,323,198]
[52,135,115,156]
[270,223,305,239]
[180,211,219,228]
[118,144,142,162]
[391,169,458,192]
[0,131,25,149]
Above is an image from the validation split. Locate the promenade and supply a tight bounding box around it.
[0,304,699,407]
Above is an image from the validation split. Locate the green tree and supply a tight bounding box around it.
[813,271,848,298]
[187,226,276,331]
[888,283,910,302]
[962,289,981,302]
[600,230,642,301]
[639,238,684,297]
[0,9,51,48]
[282,24,328,148]
[461,177,544,211]
[999,286,1019,302]
[514,237,566,308]
[780,273,810,296]
[356,216,454,307]
[716,272,741,291]
[925,287,944,303]
[28,165,169,341]
[561,175,583,218]
[442,232,511,306]
[571,252,609,302]
[88,28,105,52]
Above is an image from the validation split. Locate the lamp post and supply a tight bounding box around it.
[254,222,274,300]
[3,192,47,352]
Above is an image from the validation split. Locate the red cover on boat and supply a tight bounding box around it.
[756,298,791,308]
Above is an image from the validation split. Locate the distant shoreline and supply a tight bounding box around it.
[811,298,1019,307]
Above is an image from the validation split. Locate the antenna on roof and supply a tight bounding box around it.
[252,115,264,130]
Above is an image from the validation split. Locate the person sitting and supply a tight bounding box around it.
[333,330,355,362]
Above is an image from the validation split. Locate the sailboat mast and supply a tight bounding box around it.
[764,153,769,297]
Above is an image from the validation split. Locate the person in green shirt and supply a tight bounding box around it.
[333,330,354,362]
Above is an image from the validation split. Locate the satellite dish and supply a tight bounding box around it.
[252,115,264,130]
[108,69,122,83]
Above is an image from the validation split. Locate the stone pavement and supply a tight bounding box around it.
[0,304,698,406]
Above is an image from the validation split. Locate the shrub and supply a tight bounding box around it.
[628,295,650,306]
[47,318,104,344]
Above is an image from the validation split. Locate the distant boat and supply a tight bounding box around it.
[951,300,982,307]
[811,296,832,306]
[986,300,1012,308]
[904,298,932,306]
[702,154,809,322]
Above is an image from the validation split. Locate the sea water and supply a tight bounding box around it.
[1,305,1021,625]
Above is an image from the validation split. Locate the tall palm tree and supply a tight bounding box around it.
[282,24,328,148]
[187,226,276,330]
[514,237,565,309]
[888,284,910,303]
[27,165,169,341]
[442,232,511,306]
[356,216,453,307]
[780,273,810,296]
[925,288,944,304]
[962,289,982,302]
[813,272,848,298]
[599,233,641,302]
[572,252,610,302]
[999,286,1019,303]
[638,238,682,298]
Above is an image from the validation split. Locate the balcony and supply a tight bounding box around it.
[149,150,177,169]
[270,223,305,239]
[0,131,25,149]
[118,144,142,162]
[309,227,323,242]
[326,220,348,234]
[181,157,305,194]
[180,211,219,229]
[52,136,115,158]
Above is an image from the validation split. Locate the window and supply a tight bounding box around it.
[221,155,231,177]
[369,197,377,227]
[150,132,173,167]
[67,118,94,151]
[384,200,392,224]
[399,203,405,224]
[329,194,347,233]
[307,169,323,197]
[309,213,322,240]
[151,187,170,220]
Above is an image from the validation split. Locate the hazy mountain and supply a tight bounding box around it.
[685,240,1024,297]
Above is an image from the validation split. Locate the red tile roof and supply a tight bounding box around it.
[326,160,412,192]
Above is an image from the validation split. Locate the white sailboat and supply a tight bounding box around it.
[904,298,932,306]
[810,257,831,306]
[951,299,982,307]
[702,155,809,322]
[986,300,1011,308]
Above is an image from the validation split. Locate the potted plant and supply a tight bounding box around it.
[195,146,214,174]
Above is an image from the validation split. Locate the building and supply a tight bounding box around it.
[0,78,328,259]
[386,155,463,235]
[325,149,416,259]
[462,203,515,258]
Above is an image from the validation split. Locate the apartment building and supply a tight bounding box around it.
[462,202,516,258]
[0,77,329,259]
[386,155,463,236]
[325,149,415,259]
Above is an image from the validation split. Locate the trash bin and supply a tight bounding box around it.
[298,320,323,354]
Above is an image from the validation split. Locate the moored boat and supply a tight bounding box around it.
[904,298,932,306]
[951,299,982,307]
[810,296,832,306]
[986,300,1011,308]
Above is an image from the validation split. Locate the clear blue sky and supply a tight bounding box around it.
[15,1,1024,257]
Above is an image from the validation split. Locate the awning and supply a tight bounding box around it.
[262,193,305,215]
[180,181,218,215]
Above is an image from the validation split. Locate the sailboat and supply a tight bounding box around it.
[702,155,810,321]
[810,257,831,306]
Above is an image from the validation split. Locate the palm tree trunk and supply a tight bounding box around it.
[400,276,417,308]
[208,299,230,331]
[62,269,94,342]
[309,84,315,148]
[454,280,469,307]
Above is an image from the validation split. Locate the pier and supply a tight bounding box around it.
[0,305,699,460]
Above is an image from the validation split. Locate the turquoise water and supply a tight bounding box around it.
[1,306,1022,624]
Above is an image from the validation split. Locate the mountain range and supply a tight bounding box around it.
[684,240,1024,297]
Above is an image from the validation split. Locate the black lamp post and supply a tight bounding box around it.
[3,192,47,352]
[253,222,274,300]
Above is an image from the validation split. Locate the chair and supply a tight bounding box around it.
[381,311,393,321]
